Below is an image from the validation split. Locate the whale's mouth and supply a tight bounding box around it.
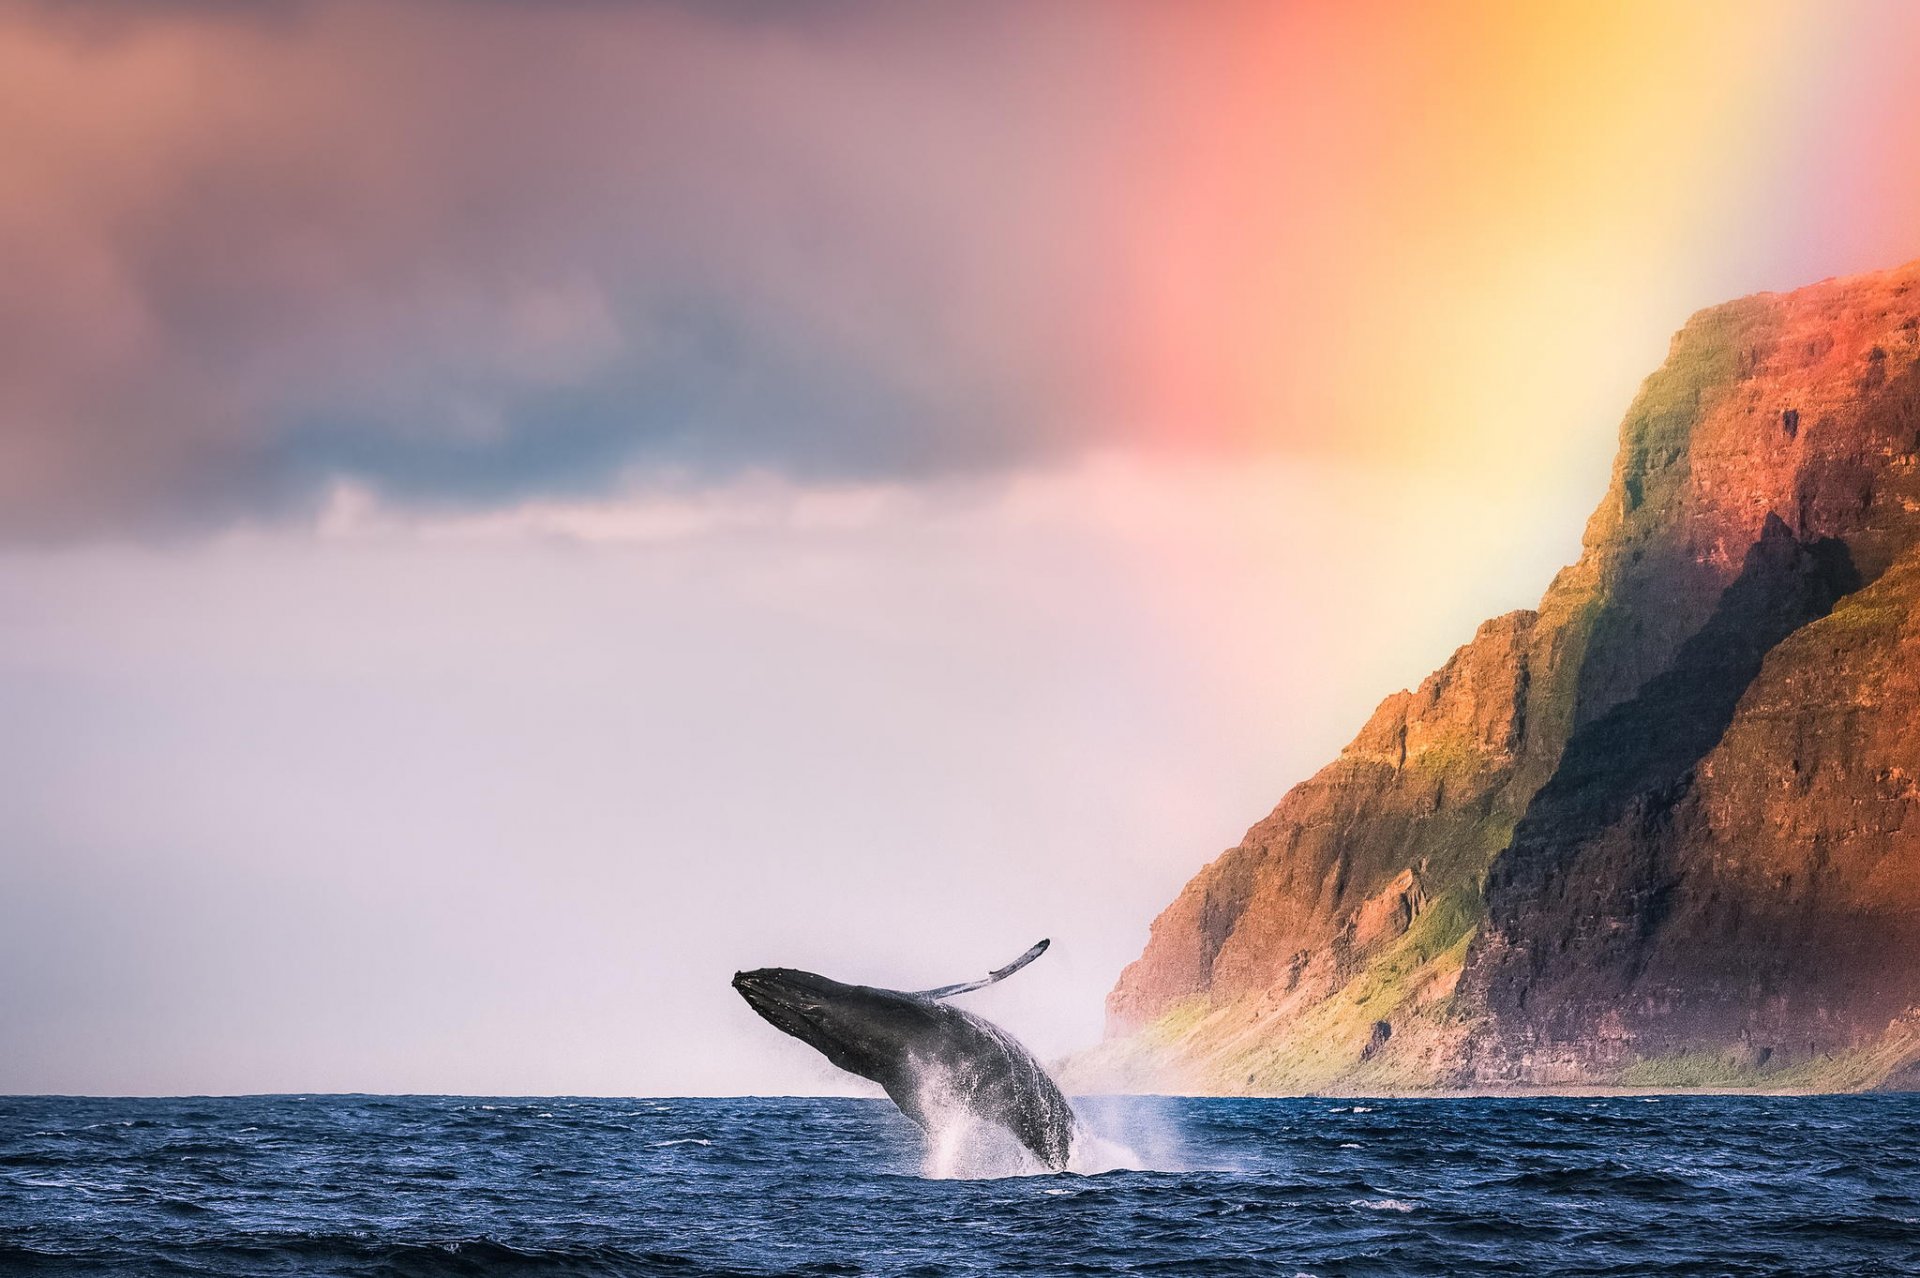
[732,971,822,1042]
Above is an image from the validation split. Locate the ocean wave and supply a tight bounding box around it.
[4,1095,1918,1275]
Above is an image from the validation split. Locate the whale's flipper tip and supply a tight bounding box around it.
[994,939,1048,979]
[914,938,1052,1001]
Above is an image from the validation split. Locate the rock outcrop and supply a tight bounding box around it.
[1095,260,1920,1093]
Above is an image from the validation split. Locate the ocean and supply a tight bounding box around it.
[2,1093,1917,1276]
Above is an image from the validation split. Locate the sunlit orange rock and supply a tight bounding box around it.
[1100,260,1920,1093]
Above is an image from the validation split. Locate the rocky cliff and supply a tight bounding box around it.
[1094,260,1920,1094]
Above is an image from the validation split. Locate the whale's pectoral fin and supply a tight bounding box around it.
[912,939,1050,1000]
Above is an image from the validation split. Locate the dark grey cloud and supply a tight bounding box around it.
[0,0,1151,539]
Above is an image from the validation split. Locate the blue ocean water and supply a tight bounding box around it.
[2,1093,1918,1276]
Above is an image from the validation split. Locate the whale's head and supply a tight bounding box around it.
[732,967,934,1083]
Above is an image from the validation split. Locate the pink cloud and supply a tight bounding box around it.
[0,0,1161,536]
[5,0,1917,541]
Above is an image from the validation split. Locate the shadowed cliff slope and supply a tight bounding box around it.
[1091,260,1920,1094]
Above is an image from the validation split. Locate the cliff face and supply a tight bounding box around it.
[1097,261,1920,1093]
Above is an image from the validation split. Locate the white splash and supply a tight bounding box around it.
[1352,1198,1417,1213]
[909,1063,1184,1179]
[1071,1093,1200,1173]
[920,1108,1156,1179]
[914,1064,1048,1179]
[1066,1126,1151,1175]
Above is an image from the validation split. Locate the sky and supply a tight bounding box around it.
[4,0,1920,1096]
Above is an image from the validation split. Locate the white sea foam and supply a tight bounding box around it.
[921,1103,1039,1178]
[910,1063,1192,1179]
[1078,1094,1207,1173]
[16,1177,98,1193]
[922,1111,1154,1179]
[1068,1127,1151,1175]
[651,1138,711,1148]
[1352,1198,1417,1213]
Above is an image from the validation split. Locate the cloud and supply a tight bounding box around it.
[0,0,1155,538]
[4,0,1904,541]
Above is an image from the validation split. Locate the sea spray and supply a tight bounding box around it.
[1069,1093,1197,1173]
[909,1060,1186,1178]
[912,1058,1046,1178]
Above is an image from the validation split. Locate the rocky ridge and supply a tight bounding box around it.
[1091,260,1920,1093]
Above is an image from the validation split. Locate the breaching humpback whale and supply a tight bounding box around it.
[732,940,1075,1170]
